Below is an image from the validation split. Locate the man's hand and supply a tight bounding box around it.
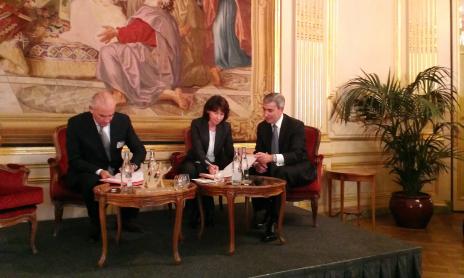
[98,26,118,44]
[99,170,112,179]
[254,152,273,165]
[253,162,268,173]
[208,164,219,175]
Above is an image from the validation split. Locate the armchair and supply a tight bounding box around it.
[286,126,324,227]
[48,125,84,236]
[0,164,43,254]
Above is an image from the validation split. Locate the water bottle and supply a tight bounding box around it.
[120,150,133,192]
[231,148,242,186]
[241,147,251,184]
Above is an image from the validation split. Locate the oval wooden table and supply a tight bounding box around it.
[93,183,197,267]
[195,176,287,255]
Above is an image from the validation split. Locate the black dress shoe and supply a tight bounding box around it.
[252,210,269,230]
[261,222,278,242]
[122,221,144,233]
[261,231,278,242]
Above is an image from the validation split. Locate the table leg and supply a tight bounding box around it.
[244,197,250,231]
[226,192,235,255]
[328,177,333,216]
[98,198,107,268]
[357,181,361,226]
[340,178,345,222]
[277,191,286,244]
[116,206,121,244]
[371,177,376,229]
[197,194,204,239]
[172,198,184,264]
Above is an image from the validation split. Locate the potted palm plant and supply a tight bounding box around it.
[331,66,461,229]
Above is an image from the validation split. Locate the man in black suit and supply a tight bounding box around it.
[65,91,146,240]
[252,92,316,242]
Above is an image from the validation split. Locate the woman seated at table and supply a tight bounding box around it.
[179,95,234,227]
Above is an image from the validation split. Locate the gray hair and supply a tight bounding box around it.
[89,91,115,110]
[263,92,285,109]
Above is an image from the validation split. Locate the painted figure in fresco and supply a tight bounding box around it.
[203,0,252,83]
[59,0,127,50]
[97,0,192,109]
[172,0,216,87]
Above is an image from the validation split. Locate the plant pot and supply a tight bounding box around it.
[389,191,433,229]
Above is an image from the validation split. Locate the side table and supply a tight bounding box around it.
[327,168,376,228]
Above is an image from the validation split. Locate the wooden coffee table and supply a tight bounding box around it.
[195,176,286,255]
[93,183,197,267]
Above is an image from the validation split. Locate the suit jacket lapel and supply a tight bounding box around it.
[87,113,108,160]
[200,118,209,152]
[214,122,224,156]
[279,114,289,152]
[264,123,273,153]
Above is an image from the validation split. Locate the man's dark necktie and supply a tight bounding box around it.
[271,124,279,154]
[99,125,111,161]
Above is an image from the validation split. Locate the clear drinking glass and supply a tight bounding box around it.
[181,174,190,188]
[174,175,182,191]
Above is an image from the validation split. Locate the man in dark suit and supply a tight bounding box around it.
[65,91,147,240]
[252,92,316,242]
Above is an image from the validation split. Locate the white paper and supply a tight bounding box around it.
[100,169,144,185]
[221,154,256,177]
[192,178,216,184]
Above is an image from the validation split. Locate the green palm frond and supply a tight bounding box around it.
[331,66,462,196]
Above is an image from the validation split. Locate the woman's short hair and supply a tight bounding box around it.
[202,95,230,122]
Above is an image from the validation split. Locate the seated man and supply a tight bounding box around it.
[252,92,316,242]
[65,91,147,241]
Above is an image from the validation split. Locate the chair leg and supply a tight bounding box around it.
[310,195,319,227]
[53,201,64,237]
[30,212,38,254]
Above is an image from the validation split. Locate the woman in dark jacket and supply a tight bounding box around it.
[180,95,234,227]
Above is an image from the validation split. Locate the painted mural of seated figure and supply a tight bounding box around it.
[96,0,192,110]
[59,0,127,50]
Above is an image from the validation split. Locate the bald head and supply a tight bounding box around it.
[89,91,116,127]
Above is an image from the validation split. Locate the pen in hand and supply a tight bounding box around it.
[205,160,219,174]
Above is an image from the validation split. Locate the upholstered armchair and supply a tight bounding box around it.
[48,125,84,236]
[0,164,43,254]
[286,126,324,227]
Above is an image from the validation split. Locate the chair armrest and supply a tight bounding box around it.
[47,157,61,196]
[0,164,30,194]
[165,152,187,179]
